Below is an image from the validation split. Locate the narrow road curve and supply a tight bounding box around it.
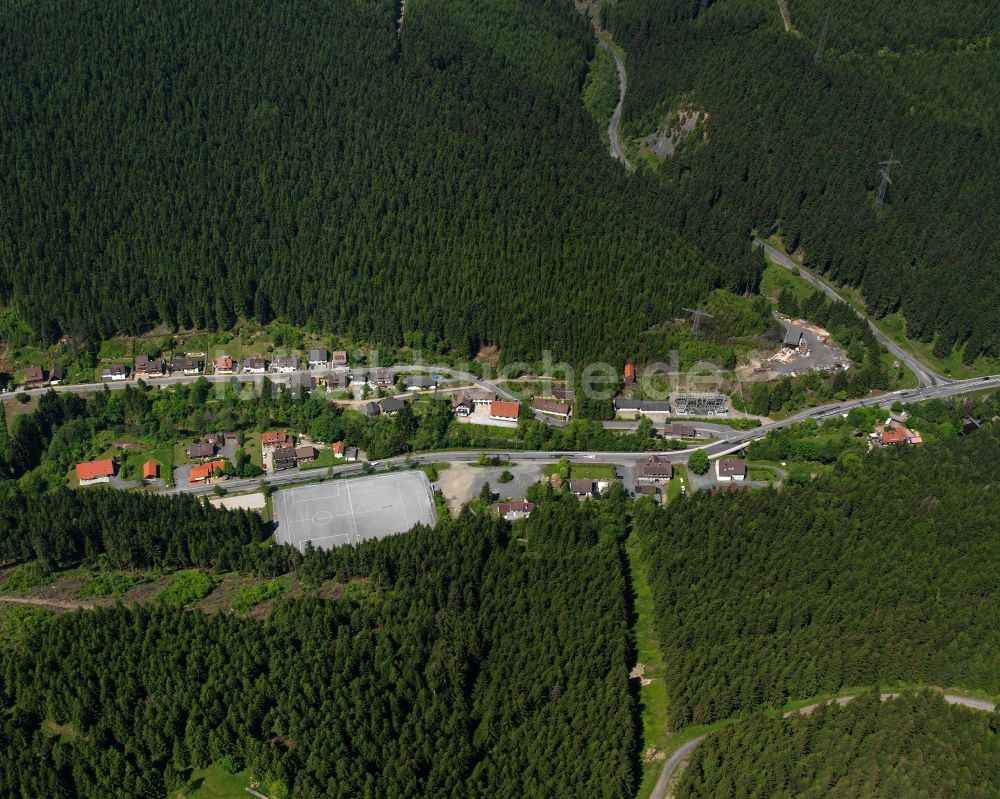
[753,238,946,387]
[596,38,634,172]
[651,690,996,799]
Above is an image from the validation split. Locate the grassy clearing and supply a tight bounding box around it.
[0,561,51,594]
[230,577,287,613]
[748,465,778,482]
[626,533,673,799]
[666,465,687,504]
[78,571,145,599]
[760,261,814,305]
[541,463,617,480]
[156,570,219,606]
[297,447,345,471]
[174,762,250,799]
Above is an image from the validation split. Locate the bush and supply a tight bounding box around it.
[155,570,218,605]
[497,470,514,484]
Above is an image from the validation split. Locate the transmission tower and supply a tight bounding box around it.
[874,155,900,213]
[814,9,830,63]
[683,307,714,336]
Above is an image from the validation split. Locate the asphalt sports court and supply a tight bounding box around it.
[274,471,437,551]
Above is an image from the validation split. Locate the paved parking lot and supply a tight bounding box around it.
[273,471,437,552]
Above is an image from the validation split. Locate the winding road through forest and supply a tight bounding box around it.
[596,37,633,171]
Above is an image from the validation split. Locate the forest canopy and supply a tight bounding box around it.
[0,494,638,799]
[638,424,1000,726]
[676,691,1000,798]
[0,0,750,364]
[605,0,1000,363]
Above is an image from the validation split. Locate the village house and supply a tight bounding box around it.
[635,485,660,502]
[22,366,45,388]
[101,364,129,382]
[295,445,317,463]
[874,420,923,446]
[783,328,806,352]
[715,458,747,482]
[187,443,216,460]
[497,501,535,521]
[404,375,437,391]
[636,455,674,483]
[274,356,299,374]
[331,350,349,367]
[368,369,394,388]
[453,394,474,417]
[213,354,234,374]
[662,423,697,438]
[468,390,495,407]
[290,372,315,391]
[532,399,571,419]
[490,400,520,423]
[76,459,115,486]
[332,441,345,458]
[134,355,166,378]
[552,387,575,401]
[321,372,348,391]
[189,460,227,484]
[344,446,359,462]
[168,356,203,376]
[261,431,294,450]
[49,364,66,385]
[243,356,268,374]
[307,349,329,369]
[273,446,298,471]
[380,397,406,415]
[363,401,381,417]
[624,362,636,386]
[142,461,158,480]
[569,479,595,499]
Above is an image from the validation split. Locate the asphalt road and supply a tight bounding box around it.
[651,691,997,799]
[753,238,946,388]
[597,38,634,172]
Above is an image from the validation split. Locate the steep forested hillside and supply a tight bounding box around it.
[605,0,1000,363]
[0,494,637,798]
[0,0,751,363]
[638,424,1000,726]
[676,692,1000,798]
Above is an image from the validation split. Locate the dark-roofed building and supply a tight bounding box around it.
[187,443,216,460]
[369,369,394,387]
[552,387,575,401]
[404,374,437,390]
[453,393,474,416]
[307,349,329,368]
[363,401,381,417]
[345,446,359,462]
[101,364,129,381]
[273,446,297,471]
[532,398,571,419]
[715,458,747,482]
[613,398,671,416]
[244,356,267,374]
[23,366,44,387]
[783,328,803,349]
[49,363,66,385]
[169,356,203,375]
[295,445,317,462]
[323,372,348,390]
[290,372,315,391]
[662,423,697,438]
[135,355,166,377]
[274,356,299,373]
[636,455,673,482]
[569,479,595,498]
[380,397,406,414]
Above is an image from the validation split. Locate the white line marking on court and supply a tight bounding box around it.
[345,482,359,546]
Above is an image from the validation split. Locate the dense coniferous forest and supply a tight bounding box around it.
[638,424,1000,726]
[604,0,1000,362]
[0,494,637,798]
[0,0,753,363]
[676,691,1000,798]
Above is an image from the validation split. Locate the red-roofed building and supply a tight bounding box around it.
[497,501,535,521]
[76,459,115,486]
[142,461,158,480]
[489,401,520,423]
[261,431,293,450]
[189,460,226,484]
[624,362,635,385]
[332,441,345,457]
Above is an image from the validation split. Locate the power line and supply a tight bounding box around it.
[874,154,900,213]
[683,307,714,336]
